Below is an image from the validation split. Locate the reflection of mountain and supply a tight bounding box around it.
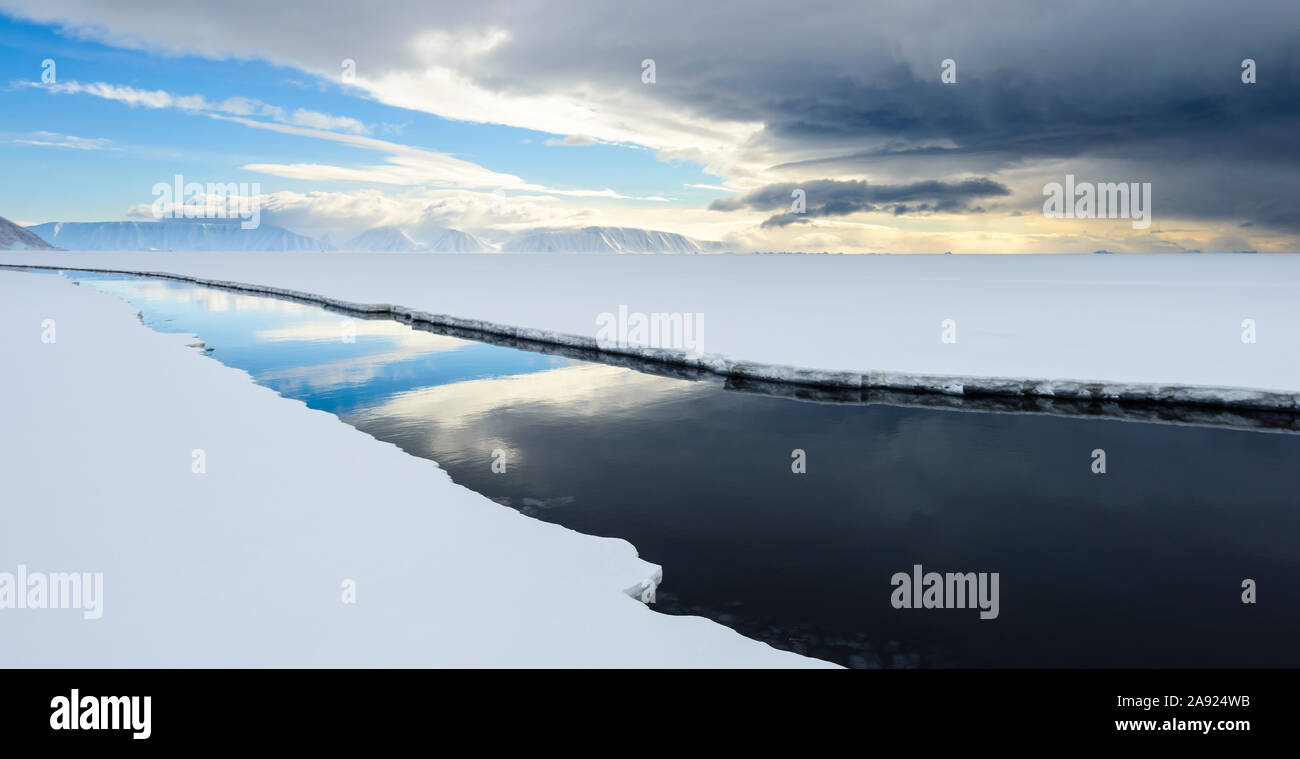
[26,220,327,251]
[91,277,316,316]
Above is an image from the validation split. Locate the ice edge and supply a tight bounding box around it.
[7,263,1296,412]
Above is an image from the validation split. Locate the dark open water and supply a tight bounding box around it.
[70,271,1300,668]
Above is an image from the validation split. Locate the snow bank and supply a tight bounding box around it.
[0,270,825,667]
[2,251,1299,409]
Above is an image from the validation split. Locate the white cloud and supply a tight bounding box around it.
[2,2,769,178]
[31,80,367,134]
[33,78,667,202]
[287,108,366,133]
[13,131,115,150]
[353,65,761,174]
[544,135,598,147]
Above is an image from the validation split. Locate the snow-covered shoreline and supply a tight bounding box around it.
[2,251,1299,411]
[0,270,827,667]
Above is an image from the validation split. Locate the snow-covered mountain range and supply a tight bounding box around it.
[343,225,494,252]
[26,220,327,251]
[501,226,722,253]
[343,225,423,252]
[22,220,724,254]
[423,227,495,252]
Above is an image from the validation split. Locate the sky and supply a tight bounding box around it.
[1,0,1297,253]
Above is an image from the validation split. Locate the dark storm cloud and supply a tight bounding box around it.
[474,0,1298,232]
[711,179,1011,227]
[765,77,1299,177]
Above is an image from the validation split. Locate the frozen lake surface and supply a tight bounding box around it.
[74,271,1300,667]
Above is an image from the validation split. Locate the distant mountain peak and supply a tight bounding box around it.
[501,225,722,253]
[344,225,422,252]
[421,226,494,252]
[340,224,494,252]
[0,216,58,250]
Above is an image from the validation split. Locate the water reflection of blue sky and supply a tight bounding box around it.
[77,273,584,415]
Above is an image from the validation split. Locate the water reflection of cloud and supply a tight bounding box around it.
[371,362,700,431]
[253,318,460,345]
[254,331,473,393]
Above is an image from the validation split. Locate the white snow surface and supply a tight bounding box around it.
[0,270,825,667]
[2,251,1299,403]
